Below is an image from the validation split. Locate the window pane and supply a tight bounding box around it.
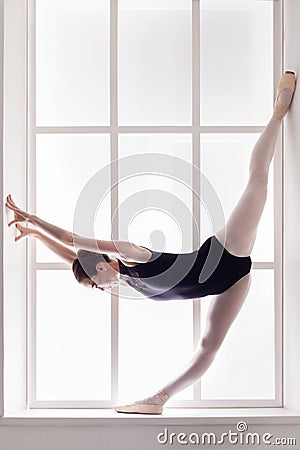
[200,134,274,261]
[36,134,111,262]
[118,134,194,402]
[200,0,273,125]
[200,269,275,399]
[118,296,194,401]
[36,270,111,401]
[118,0,192,125]
[118,134,194,254]
[36,0,109,126]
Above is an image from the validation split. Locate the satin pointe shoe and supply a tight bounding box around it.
[114,402,163,415]
[272,71,296,121]
[114,390,170,415]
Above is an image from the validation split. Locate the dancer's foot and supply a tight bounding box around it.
[114,390,170,415]
[272,71,296,121]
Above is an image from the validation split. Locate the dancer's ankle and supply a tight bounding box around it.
[155,389,170,405]
[135,389,170,406]
[272,113,283,122]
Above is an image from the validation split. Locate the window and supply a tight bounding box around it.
[27,0,282,409]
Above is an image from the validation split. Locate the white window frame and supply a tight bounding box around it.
[0,0,4,419]
[25,0,284,410]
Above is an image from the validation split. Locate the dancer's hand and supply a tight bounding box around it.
[14,223,38,242]
[6,194,34,227]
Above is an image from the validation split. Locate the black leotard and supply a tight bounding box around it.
[117,235,252,301]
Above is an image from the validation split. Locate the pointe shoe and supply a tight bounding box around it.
[114,390,170,415]
[114,402,163,415]
[273,71,296,120]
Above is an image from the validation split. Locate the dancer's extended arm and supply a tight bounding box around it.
[14,223,76,265]
[5,195,150,262]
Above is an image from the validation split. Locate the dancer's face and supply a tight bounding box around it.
[81,278,105,291]
[90,261,119,291]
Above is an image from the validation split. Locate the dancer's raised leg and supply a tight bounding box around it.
[215,72,296,257]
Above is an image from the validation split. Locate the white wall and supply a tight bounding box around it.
[0,421,299,450]
[2,0,27,415]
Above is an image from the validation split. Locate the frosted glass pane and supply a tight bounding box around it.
[118,296,194,402]
[200,269,275,399]
[118,134,193,257]
[36,134,111,262]
[200,134,274,262]
[36,0,109,126]
[119,0,192,125]
[200,0,273,125]
[36,270,111,400]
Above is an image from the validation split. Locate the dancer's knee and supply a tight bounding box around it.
[200,334,224,354]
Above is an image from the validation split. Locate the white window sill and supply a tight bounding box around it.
[1,407,300,426]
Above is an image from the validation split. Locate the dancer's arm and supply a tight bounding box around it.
[6,195,151,262]
[14,223,77,265]
[6,196,79,246]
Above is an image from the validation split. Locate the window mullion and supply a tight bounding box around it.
[35,125,266,134]
[192,0,201,403]
[28,0,37,408]
[110,0,119,405]
[273,0,283,407]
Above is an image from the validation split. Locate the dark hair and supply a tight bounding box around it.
[72,249,110,284]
